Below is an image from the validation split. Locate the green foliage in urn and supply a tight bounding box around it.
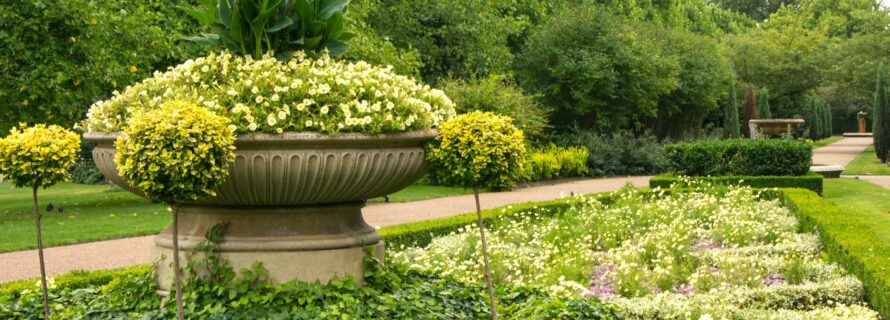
[114,101,236,203]
[183,0,354,59]
[428,111,526,190]
[0,125,81,189]
[84,52,456,135]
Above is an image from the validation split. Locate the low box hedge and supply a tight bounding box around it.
[664,139,813,176]
[778,188,890,318]
[649,172,824,195]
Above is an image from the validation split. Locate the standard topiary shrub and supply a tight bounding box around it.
[664,139,812,176]
[438,75,550,141]
[115,100,237,319]
[427,111,527,190]
[84,52,456,135]
[0,123,81,318]
[650,172,824,195]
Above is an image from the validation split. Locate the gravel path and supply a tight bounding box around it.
[0,176,650,282]
[812,137,872,166]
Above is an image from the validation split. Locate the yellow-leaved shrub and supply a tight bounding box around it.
[522,144,589,181]
[0,124,80,189]
[115,101,236,203]
[427,111,526,190]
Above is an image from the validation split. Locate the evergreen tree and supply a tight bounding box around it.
[724,74,741,138]
[758,87,772,119]
[742,85,759,137]
[809,97,823,140]
[874,66,890,161]
[823,103,833,137]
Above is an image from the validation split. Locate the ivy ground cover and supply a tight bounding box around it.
[392,183,879,319]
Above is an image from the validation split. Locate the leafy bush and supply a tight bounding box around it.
[515,4,679,131]
[439,75,550,140]
[650,172,824,195]
[0,124,80,189]
[664,139,813,176]
[522,145,588,181]
[557,131,667,177]
[342,0,423,76]
[427,111,526,190]
[85,51,456,135]
[182,0,353,58]
[367,0,524,82]
[780,188,890,318]
[115,101,236,203]
[0,0,204,134]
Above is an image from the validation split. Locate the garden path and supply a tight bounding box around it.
[0,175,650,282]
[813,136,872,166]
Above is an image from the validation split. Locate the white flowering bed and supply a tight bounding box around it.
[84,51,455,134]
[391,184,880,319]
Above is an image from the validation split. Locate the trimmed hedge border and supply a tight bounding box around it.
[649,172,824,195]
[778,188,890,318]
[0,265,150,300]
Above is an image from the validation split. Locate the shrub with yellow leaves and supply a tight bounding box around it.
[0,124,80,189]
[114,100,236,319]
[115,100,236,203]
[427,111,526,190]
[0,123,80,319]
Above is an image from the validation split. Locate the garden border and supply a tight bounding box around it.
[649,172,823,195]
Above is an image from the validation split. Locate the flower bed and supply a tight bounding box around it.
[391,183,878,319]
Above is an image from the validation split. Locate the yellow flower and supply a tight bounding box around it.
[22,99,28,106]
[129,65,137,73]
[90,18,97,25]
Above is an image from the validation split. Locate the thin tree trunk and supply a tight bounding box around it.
[474,185,497,320]
[34,186,50,319]
[172,202,184,320]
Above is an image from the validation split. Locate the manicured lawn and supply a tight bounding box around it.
[0,181,469,252]
[812,135,844,148]
[0,182,168,253]
[368,184,472,203]
[823,178,890,245]
[843,146,890,175]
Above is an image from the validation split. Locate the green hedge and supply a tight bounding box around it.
[664,139,812,176]
[649,172,824,195]
[779,188,890,318]
[0,265,150,301]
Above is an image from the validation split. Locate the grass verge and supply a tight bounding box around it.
[843,146,890,175]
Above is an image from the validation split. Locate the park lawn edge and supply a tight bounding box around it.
[843,145,890,175]
[649,172,823,195]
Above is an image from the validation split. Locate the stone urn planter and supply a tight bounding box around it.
[749,119,805,138]
[84,130,436,290]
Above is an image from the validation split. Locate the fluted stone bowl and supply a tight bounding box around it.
[749,119,805,138]
[83,130,437,289]
[84,130,436,206]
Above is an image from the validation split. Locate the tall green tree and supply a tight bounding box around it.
[724,74,741,138]
[823,103,833,137]
[810,98,824,139]
[758,87,773,119]
[874,66,890,161]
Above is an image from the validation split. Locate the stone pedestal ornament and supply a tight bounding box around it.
[749,119,805,138]
[84,130,436,290]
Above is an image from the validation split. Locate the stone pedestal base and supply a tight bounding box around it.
[151,202,385,291]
